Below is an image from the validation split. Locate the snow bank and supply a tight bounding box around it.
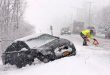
[0,34,110,75]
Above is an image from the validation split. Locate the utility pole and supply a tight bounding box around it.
[16,0,19,29]
[88,2,92,26]
[50,25,53,35]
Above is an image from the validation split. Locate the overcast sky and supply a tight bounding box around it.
[24,0,110,35]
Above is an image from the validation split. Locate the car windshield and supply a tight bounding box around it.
[25,34,57,48]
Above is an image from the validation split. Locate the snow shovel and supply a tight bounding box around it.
[87,39,99,46]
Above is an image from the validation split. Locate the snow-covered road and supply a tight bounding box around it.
[0,34,110,75]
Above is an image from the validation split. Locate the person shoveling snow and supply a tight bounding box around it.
[80,29,99,46]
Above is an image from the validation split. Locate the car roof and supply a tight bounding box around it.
[14,33,59,48]
[15,33,42,42]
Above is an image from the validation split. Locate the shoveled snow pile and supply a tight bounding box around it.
[0,34,110,75]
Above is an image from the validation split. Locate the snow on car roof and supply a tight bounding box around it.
[14,33,58,48]
[15,33,44,42]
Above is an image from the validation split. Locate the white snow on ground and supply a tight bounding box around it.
[0,34,110,75]
[96,33,110,50]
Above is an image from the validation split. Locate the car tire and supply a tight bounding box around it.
[16,62,23,68]
[15,58,25,68]
[42,58,50,63]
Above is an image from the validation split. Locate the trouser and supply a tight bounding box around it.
[80,32,87,46]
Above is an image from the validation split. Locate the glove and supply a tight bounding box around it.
[93,38,97,41]
[86,38,90,42]
[93,39,99,46]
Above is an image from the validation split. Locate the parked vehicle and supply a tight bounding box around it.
[1,34,76,68]
[105,29,110,39]
[61,27,71,35]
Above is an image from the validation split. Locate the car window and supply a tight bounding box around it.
[25,34,57,48]
[63,46,68,49]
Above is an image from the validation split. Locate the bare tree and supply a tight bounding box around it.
[0,0,34,55]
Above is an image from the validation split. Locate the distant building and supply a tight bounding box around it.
[72,21,85,34]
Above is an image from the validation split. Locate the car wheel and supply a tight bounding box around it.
[16,62,23,68]
[27,61,32,65]
[15,58,25,68]
[43,58,50,63]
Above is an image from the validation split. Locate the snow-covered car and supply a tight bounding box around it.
[61,27,71,35]
[1,34,76,68]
